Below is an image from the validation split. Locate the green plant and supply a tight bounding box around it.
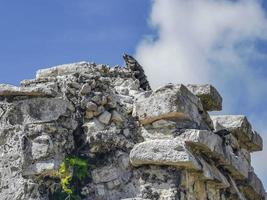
[56,156,89,200]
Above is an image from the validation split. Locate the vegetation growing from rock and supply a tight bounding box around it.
[55,156,89,200]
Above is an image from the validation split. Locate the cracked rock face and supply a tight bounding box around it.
[0,60,265,200]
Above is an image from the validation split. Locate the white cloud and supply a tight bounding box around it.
[135,0,267,188]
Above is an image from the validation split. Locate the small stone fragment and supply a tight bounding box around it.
[98,111,111,125]
[85,111,94,119]
[86,101,98,112]
[80,83,91,95]
[83,118,105,133]
[186,84,222,111]
[94,105,105,116]
[111,110,123,123]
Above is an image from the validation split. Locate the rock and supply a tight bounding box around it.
[2,98,71,125]
[67,82,81,89]
[211,115,263,152]
[186,84,222,111]
[151,119,177,129]
[0,84,56,97]
[36,61,91,78]
[133,84,210,130]
[83,118,105,133]
[91,92,103,105]
[85,129,132,153]
[198,157,230,188]
[177,129,250,180]
[123,129,130,137]
[129,139,201,170]
[178,129,224,156]
[23,159,60,176]
[31,135,52,160]
[80,83,91,95]
[111,110,123,123]
[239,171,266,200]
[94,105,105,116]
[95,184,106,197]
[85,111,94,119]
[86,101,97,111]
[92,165,119,184]
[101,96,108,105]
[98,111,112,125]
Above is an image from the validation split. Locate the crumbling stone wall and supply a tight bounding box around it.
[0,59,265,200]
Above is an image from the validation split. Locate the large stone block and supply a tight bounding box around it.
[133,84,210,129]
[186,84,222,111]
[129,139,201,170]
[178,129,249,180]
[36,62,92,78]
[178,129,224,157]
[211,115,263,152]
[2,98,72,125]
[0,84,56,97]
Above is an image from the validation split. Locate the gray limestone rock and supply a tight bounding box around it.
[2,98,72,126]
[129,139,201,170]
[186,84,222,111]
[98,111,112,125]
[0,84,56,97]
[36,61,91,78]
[211,115,263,152]
[133,84,212,130]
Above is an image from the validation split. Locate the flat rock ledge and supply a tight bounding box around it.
[129,139,201,170]
[0,83,56,97]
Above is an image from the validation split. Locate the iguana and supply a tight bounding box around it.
[123,54,151,91]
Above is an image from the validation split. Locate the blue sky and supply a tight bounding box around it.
[1,0,267,190]
[0,0,151,84]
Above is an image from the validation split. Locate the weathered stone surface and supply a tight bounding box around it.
[186,84,222,111]
[23,159,60,176]
[177,129,250,180]
[92,165,120,184]
[130,139,201,170]
[98,111,112,125]
[111,110,124,123]
[238,171,266,200]
[0,59,265,200]
[31,135,52,160]
[178,129,224,156]
[0,84,56,97]
[83,118,105,133]
[36,61,92,78]
[211,115,263,152]
[79,83,91,95]
[1,98,72,126]
[133,84,211,129]
[86,101,98,111]
[197,157,230,188]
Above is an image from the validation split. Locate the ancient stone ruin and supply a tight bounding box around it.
[0,56,266,200]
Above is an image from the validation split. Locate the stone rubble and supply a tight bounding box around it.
[0,57,265,200]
